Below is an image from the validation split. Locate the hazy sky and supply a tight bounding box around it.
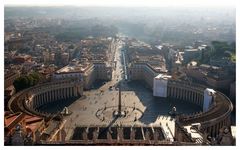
[5,0,236,7]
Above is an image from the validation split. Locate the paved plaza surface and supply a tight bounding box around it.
[38,40,202,140]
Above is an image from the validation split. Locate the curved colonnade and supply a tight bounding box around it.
[8,80,83,117]
[167,80,233,137]
[167,81,204,107]
[8,78,233,138]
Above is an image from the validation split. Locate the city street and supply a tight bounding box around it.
[59,39,201,140]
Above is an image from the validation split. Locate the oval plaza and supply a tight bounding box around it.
[7,60,234,145]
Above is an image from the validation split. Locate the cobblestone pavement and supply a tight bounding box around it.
[45,40,201,140]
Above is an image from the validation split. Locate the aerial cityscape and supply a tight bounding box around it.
[3,1,236,146]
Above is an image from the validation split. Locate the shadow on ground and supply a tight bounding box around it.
[91,80,107,90]
[37,96,86,113]
[120,80,202,124]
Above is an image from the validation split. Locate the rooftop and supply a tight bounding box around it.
[184,49,199,52]
[184,125,203,143]
[56,63,92,74]
[155,74,172,80]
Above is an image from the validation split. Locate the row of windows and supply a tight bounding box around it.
[54,73,82,79]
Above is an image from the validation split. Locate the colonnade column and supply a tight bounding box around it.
[36,97,39,107]
[175,88,177,98]
[179,88,182,99]
[40,93,42,105]
[186,90,189,101]
[51,90,53,102]
[182,89,185,100]
[54,88,57,101]
[63,88,65,99]
[199,94,203,106]
[45,91,47,102]
[54,90,57,101]
[198,94,200,105]
[59,89,62,99]
[40,94,43,106]
[32,97,36,108]
[176,88,179,99]
[193,92,196,103]
[72,87,74,97]
[55,89,58,101]
[196,93,199,104]
[64,88,69,99]
[184,89,187,100]
[213,124,216,137]
[61,88,64,99]
[195,93,198,104]
[216,123,220,136]
[172,87,174,97]
[167,87,170,97]
[220,121,223,129]
[180,88,182,100]
[68,87,70,97]
[50,91,53,102]
[58,89,61,100]
[69,87,73,97]
[74,86,77,97]
[47,91,50,104]
[178,88,180,99]
[46,92,49,103]
[190,91,192,102]
[37,95,42,106]
[65,88,67,99]
[35,95,39,106]
[41,94,44,105]
[181,88,183,100]
[66,87,69,98]
[184,90,187,101]
[211,126,213,137]
[189,91,192,102]
[196,94,199,105]
[50,91,52,102]
[64,88,67,99]
[73,86,76,97]
[67,88,69,98]
[55,89,58,100]
[78,85,83,96]
[45,92,48,105]
[33,97,35,108]
[192,92,194,103]
[48,91,50,103]
[40,93,43,105]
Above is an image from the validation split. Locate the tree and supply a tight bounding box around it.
[29,72,40,84]
[200,46,212,64]
[211,41,232,58]
[13,76,28,92]
[13,72,41,92]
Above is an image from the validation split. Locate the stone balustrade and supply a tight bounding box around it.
[167,80,233,138]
